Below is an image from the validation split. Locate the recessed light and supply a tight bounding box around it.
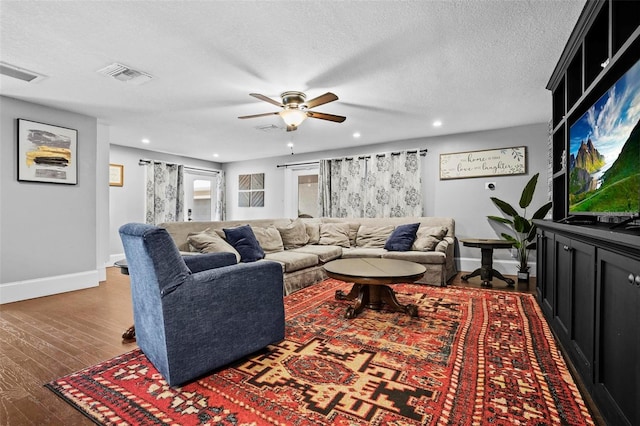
[353,132,361,138]
[432,120,442,127]
[213,153,219,158]
[141,138,150,144]
[287,142,294,148]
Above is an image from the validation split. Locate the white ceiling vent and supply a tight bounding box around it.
[0,62,47,83]
[97,62,153,85]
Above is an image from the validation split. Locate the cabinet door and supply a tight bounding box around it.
[594,249,640,426]
[553,235,595,382]
[536,230,555,318]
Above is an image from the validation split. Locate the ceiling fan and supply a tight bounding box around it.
[238,91,346,131]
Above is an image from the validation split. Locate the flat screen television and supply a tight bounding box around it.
[568,58,640,218]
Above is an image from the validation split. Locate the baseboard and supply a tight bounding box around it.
[458,257,536,277]
[109,253,126,266]
[0,270,99,304]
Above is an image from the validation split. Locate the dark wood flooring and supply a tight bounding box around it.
[1,269,600,425]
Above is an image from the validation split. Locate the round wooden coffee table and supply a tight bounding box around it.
[323,258,426,319]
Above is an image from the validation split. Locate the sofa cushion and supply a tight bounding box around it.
[347,222,360,246]
[265,251,319,273]
[356,225,395,248]
[412,226,448,251]
[384,223,420,251]
[223,225,265,262]
[305,223,320,244]
[319,223,351,247]
[251,225,284,253]
[187,228,241,262]
[276,219,309,249]
[382,250,446,264]
[290,245,342,263]
[340,247,387,258]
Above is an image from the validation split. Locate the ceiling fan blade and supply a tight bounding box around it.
[238,112,279,119]
[249,93,283,107]
[307,111,346,123]
[305,92,338,109]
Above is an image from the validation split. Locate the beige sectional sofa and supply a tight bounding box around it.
[160,217,457,296]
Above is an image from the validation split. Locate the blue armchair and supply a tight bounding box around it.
[119,223,285,386]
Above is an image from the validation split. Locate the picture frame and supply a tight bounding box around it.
[17,119,78,184]
[109,163,124,187]
[238,173,265,207]
[439,146,527,180]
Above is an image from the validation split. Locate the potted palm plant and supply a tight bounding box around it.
[487,173,552,281]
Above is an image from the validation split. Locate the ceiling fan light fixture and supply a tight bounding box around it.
[280,108,308,127]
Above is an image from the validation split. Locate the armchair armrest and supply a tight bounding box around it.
[183,252,237,273]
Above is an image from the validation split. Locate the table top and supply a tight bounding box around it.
[323,258,426,285]
[460,238,514,249]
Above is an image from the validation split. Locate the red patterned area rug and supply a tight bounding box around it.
[46,279,594,425]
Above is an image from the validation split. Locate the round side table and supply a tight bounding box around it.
[460,239,515,287]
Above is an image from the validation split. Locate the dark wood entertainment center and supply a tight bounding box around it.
[539,1,639,425]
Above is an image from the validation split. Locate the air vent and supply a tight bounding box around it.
[255,124,282,132]
[97,62,153,85]
[0,62,46,83]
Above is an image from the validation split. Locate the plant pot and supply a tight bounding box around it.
[517,271,530,282]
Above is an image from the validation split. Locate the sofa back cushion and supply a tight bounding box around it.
[276,219,309,249]
[187,228,241,262]
[356,225,394,248]
[412,226,448,251]
[251,225,285,253]
[318,223,351,247]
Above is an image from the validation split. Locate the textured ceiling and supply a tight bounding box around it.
[0,1,585,163]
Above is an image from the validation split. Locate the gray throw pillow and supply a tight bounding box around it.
[251,225,285,253]
[318,223,351,247]
[277,219,309,249]
[356,225,395,247]
[187,229,241,262]
[412,226,448,251]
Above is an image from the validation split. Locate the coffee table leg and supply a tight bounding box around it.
[346,285,369,319]
[335,283,361,301]
[380,285,418,317]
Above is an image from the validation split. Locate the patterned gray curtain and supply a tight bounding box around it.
[319,150,423,218]
[214,170,226,221]
[318,157,367,218]
[145,162,184,224]
[318,160,331,217]
[387,151,422,217]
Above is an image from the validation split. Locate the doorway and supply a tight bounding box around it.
[183,171,218,221]
[285,165,319,218]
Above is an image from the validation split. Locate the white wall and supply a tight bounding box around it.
[108,144,221,263]
[223,122,551,276]
[0,96,100,303]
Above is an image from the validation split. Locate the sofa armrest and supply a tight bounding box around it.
[182,252,237,273]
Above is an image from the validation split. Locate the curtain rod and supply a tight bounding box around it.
[328,148,428,162]
[276,149,427,168]
[139,159,220,174]
[276,161,320,169]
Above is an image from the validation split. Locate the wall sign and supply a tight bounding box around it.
[439,146,526,180]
